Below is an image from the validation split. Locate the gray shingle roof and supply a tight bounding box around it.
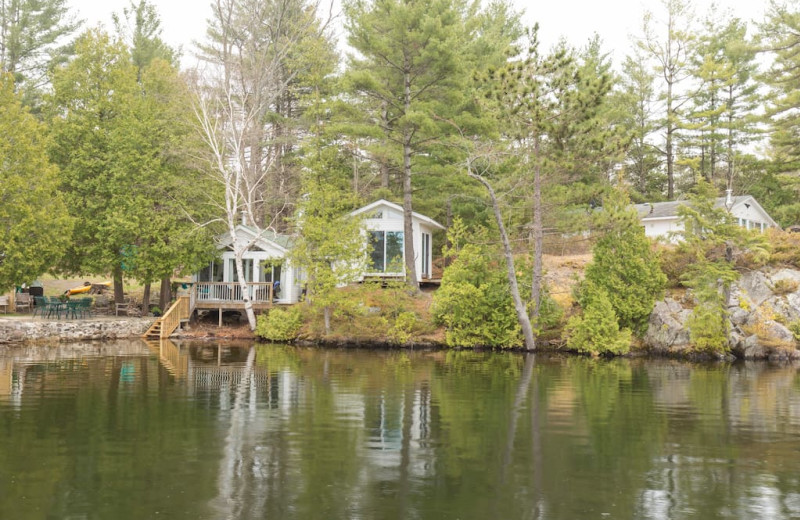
[241,225,294,249]
[635,196,752,220]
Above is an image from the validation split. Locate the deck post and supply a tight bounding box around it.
[219,305,222,327]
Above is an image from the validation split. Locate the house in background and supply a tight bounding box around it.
[635,192,779,240]
[349,199,446,282]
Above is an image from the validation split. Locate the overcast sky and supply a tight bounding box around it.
[67,0,770,69]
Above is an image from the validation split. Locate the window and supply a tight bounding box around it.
[229,259,254,282]
[369,231,404,273]
[199,261,223,282]
[260,262,282,283]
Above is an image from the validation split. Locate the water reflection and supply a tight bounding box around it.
[0,343,799,519]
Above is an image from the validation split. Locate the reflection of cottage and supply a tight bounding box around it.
[636,192,779,240]
[350,199,446,282]
[193,225,303,306]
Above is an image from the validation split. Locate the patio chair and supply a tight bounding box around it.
[77,298,92,318]
[116,298,133,316]
[0,295,8,313]
[14,293,32,313]
[33,296,49,318]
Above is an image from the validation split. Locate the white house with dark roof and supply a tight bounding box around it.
[350,199,446,282]
[636,192,779,240]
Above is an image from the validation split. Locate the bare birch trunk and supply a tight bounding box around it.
[468,165,536,351]
[233,254,257,330]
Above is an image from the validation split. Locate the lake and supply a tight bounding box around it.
[1,340,799,519]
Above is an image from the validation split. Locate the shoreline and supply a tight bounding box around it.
[2,316,799,362]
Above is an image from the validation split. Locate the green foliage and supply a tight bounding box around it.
[585,188,666,334]
[566,282,632,355]
[255,307,304,342]
[47,29,215,296]
[535,284,564,330]
[388,311,417,344]
[682,258,736,354]
[676,179,766,354]
[0,74,72,292]
[432,220,522,348]
[789,320,800,342]
[0,0,81,109]
[765,228,800,269]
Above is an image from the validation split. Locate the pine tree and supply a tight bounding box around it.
[616,50,664,200]
[638,0,695,200]
[0,0,80,108]
[585,188,666,335]
[677,178,767,354]
[344,0,470,289]
[759,1,800,172]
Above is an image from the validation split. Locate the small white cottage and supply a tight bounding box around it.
[349,199,446,282]
[636,192,779,240]
[193,225,302,305]
[192,200,446,312]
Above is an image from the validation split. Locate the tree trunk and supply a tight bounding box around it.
[402,68,418,290]
[234,254,257,330]
[469,165,536,351]
[113,265,124,304]
[142,283,151,313]
[531,134,543,322]
[323,305,331,335]
[159,277,171,312]
[666,79,674,199]
[380,101,391,189]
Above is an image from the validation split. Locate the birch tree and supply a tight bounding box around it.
[193,0,334,329]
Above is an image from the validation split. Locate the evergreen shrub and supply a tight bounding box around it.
[255,307,304,342]
[566,282,632,355]
[432,221,521,348]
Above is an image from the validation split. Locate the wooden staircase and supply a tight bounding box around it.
[143,296,192,339]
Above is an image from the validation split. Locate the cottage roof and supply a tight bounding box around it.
[635,195,778,227]
[349,199,446,230]
[217,224,293,252]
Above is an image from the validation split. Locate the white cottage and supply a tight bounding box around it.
[191,201,445,313]
[635,192,779,240]
[349,199,446,282]
[193,225,302,306]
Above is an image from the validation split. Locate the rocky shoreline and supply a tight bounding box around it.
[0,317,152,344]
[3,266,800,362]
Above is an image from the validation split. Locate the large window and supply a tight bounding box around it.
[229,259,254,282]
[259,262,282,283]
[369,231,404,273]
[198,261,223,282]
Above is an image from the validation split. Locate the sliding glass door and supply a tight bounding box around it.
[369,231,404,273]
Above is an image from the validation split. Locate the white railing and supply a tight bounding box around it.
[194,282,273,303]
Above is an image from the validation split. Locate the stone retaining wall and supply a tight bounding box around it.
[0,318,153,344]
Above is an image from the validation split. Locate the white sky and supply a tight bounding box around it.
[67,0,770,69]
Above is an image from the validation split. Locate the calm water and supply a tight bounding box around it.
[1,341,800,520]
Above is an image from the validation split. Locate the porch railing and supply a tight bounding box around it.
[194,282,274,303]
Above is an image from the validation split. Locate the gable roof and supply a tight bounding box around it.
[635,195,778,227]
[216,224,293,253]
[349,199,446,230]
